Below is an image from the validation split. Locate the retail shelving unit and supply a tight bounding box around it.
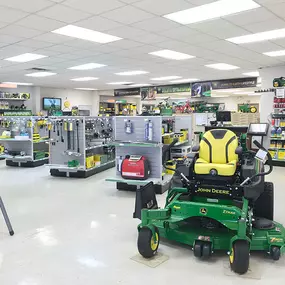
[48,116,115,178]
[0,116,49,167]
[106,115,192,194]
[269,87,285,167]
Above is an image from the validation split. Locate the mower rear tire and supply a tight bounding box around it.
[193,241,203,258]
[254,182,274,221]
[229,240,250,275]
[138,227,159,258]
[270,246,281,261]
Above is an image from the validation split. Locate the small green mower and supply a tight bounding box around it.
[134,129,285,274]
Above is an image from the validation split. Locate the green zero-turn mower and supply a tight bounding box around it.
[134,129,285,275]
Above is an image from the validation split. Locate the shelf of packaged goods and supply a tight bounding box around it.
[269,148,285,150]
[110,141,161,148]
[270,137,285,140]
[33,139,49,144]
[86,160,115,172]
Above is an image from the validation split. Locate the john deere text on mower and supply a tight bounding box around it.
[134,129,285,274]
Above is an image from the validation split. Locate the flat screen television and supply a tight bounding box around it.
[43,97,62,111]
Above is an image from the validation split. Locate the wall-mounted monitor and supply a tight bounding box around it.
[42,97,62,111]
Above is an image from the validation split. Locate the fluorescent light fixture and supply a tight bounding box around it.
[205,63,240,70]
[149,49,195,60]
[170,78,199,83]
[129,83,152,87]
[164,0,260,25]
[5,53,47,62]
[227,28,285,44]
[69,63,106,70]
[151,76,182,81]
[2,82,33,86]
[263,50,285,57]
[52,25,122,43]
[243,71,259,76]
[75,88,98,91]
[25,72,56,77]
[71,77,98,81]
[107,82,133,85]
[115,70,149,76]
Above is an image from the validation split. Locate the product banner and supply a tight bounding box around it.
[156,83,191,94]
[141,87,156,101]
[191,82,212,97]
[114,88,140,96]
[211,77,257,89]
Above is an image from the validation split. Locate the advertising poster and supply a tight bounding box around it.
[191,82,212,97]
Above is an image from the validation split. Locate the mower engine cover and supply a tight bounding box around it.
[121,155,150,180]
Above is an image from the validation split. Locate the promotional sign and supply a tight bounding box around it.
[211,77,257,89]
[191,82,212,97]
[141,87,156,101]
[114,88,140,96]
[156,84,190,94]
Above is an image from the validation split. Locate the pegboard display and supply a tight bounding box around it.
[0,116,49,166]
[48,116,115,177]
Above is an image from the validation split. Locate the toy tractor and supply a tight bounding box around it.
[273,77,285,87]
[134,129,285,274]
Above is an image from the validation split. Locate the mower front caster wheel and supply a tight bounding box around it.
[229,240,250,275]
[193,241,212,259]
[138,227,159,258]
[270,246,281,261]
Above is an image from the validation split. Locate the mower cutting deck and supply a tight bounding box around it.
[134,129,285,274]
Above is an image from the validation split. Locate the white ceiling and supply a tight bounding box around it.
[0,0,285,90]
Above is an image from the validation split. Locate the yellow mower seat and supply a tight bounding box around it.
[194,129,238,176]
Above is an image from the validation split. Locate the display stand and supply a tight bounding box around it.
[0,116,49,167]
[269,87,285,166]
[106,115,192,194]
[48,116,115,178]
[0,196,14,236]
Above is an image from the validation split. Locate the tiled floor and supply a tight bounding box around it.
[0,161,284,284]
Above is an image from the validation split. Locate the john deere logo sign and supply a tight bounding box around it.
[200,208,207,215]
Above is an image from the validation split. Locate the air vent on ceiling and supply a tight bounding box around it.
[27,68,51,72]
[122,83,133,86]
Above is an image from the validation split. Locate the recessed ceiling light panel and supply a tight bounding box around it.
[71,77,98,81]
[5,53,47,63]
[164,0,260,25]
[205,63,240,70]
[129,83,152,87]
[227,28,285,44]
[115,70,149,76]
[151,76,182,81]
[149,49,195,60]
[52,25,122,43]
[75,88,98,91]
[69,63,106,70]
[25,72,56,77]
[263,50,285,57]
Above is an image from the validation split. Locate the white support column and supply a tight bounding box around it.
[91,90,100,116]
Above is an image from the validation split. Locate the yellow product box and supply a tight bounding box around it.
[174,133,184,143]
[278,149,285,160]
[180,129,189,141]
[86,156,95,169]
[165,160,176,175]
[163,134,174,145]
[269,150,277,159]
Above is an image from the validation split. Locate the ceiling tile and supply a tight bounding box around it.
[37,4,91,23]
[244,41,284,53]
[132,33,168,44]
[191,19,249,39]
[33,32,75,44]
[154,40,190,50]
[75,16,122,31]
[63,0,125,14]
[45,44,80,53]
[224,7,276,27]
[32,48,63,56]
[0,45,37,59]
[106,25,145,39]
[180,33,218,44]
[17,39,55,49]
[120,0,142,3]
[245,18,285,33]
[132,17,180,32]
[0,34,25,44]
[105,39,144,49]
[102,5,154,24]
[0,25,43,39]
[263,2,285,20]
[270,38,285,48]
[63,39,101,49]
[0,6,29,23]
[133,0,193,16]
[0,0,54,13]
[161,26,199,41]
[186,0,216,5]
[15,15,65,32]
